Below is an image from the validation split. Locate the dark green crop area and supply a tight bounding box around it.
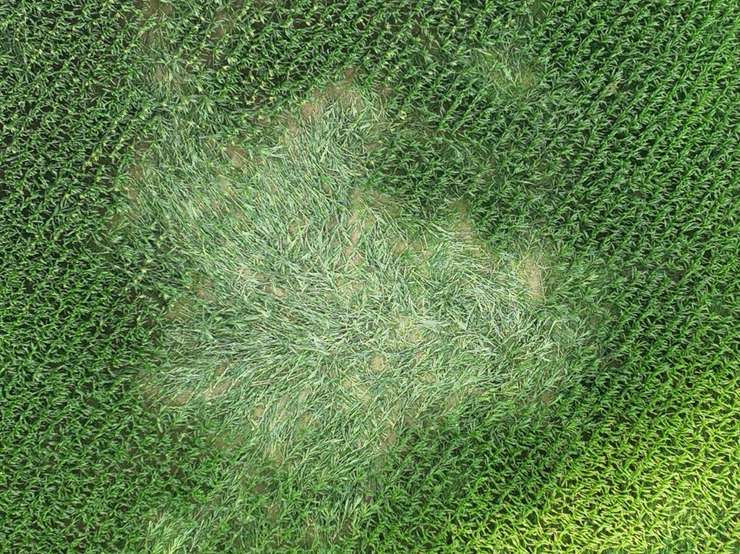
[1,1,738,552]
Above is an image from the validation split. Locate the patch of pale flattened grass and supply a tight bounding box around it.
[520,253,545,300]
[224,144,248,169]
[127,73,590,538]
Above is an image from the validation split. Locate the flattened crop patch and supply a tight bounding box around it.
[125,75,589,527]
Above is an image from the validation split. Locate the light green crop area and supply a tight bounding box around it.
[121,80,589,544]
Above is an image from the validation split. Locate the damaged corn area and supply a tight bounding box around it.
[123,74,590,542]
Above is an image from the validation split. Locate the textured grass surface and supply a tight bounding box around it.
[125,81,590,548]
[2,0,738,552]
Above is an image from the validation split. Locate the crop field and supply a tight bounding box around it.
[1,1,738,552]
